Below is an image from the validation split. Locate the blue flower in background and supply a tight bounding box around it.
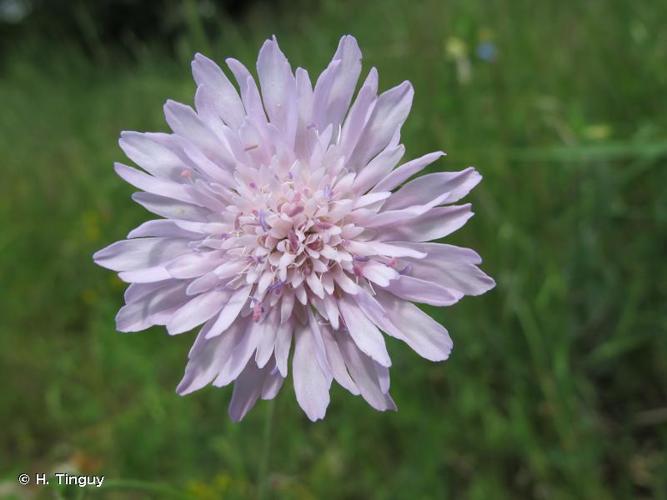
[476,41,497,62]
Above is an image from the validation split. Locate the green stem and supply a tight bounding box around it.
[257,397,276,500]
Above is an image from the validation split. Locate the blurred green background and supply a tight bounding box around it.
[1,0,666,498]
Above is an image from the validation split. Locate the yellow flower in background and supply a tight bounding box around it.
[444,36,471,84]
[584,124,612,141]
[445,36,468,60]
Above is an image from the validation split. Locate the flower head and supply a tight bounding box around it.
[94,35,495,421]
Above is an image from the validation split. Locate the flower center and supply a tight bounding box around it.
[230,169,360,319]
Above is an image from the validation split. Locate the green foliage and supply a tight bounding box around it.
[1,0,666,498]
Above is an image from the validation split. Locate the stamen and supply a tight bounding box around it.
[267,280,285,295]
[258,210,269,231]
[288,230,299,252]
[252,302,264,322]
[286,205,304,217]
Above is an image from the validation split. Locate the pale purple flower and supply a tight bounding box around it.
[93,35,495,421]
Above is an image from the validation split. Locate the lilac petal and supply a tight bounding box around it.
[131,192,213,221]
[280,290,296,323]
[255,309,279,368]
[333,269,360,294]
[339,67,378,159]
[295,67,313,120]
[127,220,201,239]
[321,324,360,395]
[338,295,391,367]
[214,318,264,387]
[118,131,184,178]
[124,281,165,304]
[322,295,340,330]
[228,359,264,421]
[116,281,188,332]
[306,272,325,299]
[261,363,285,400]
[177,316,248,395]
[294,67,315,158]
[165,251,223,279]
[352,144,405,195]
[375,361,390,393]
[353,289,404,340]
[163,100,230,164]
[186,272,220,296]
[373,151,445,193]
[169,219,229,234]
[376,204,474,242]
[179,139,236,188]
[349,81,413,168]
[226,58,267,124]
[353,191,391,209]
[384,275,463,307]
[118,266,172,283]
[337,332,396,411]
[238,119,271,165]
[345,240,426,259]
[292,324,332,421]
[399,243,496,296]
[114,163,199,205]
[382,167,481,211]
[313,35,362,132]
[205,285,253,339]
[274,319,293,377]
[355,190,451,229]
[167,289,230,335]
[192,53,245,128]
[307,308,332,374]
[360,261,399,287]
[93,238,190,272]
[375,289,453,361]
[256,37,298,147]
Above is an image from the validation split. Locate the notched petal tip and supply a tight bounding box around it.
[175,381,192,397]
[118,130,136,145]
[472,274,497,296]
[263,34,282,49]
[193,51,209,63]
[464,165,483,183]
[441,342,454,362]
[114,306,148,334]
[339,33,357,44]
[164,99,186,116]
[335,34,361,60]
[305,412,326,423]
[393,80,414,98]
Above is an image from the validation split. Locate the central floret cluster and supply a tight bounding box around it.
[94,35,495,422]
[227,159,398,326]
